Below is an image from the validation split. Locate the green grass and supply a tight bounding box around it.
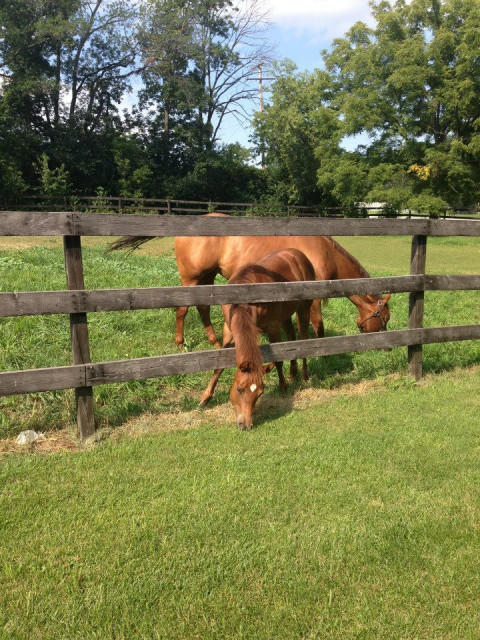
[0,236,479,437]
[1,367,480,639]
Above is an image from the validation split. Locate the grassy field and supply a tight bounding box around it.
[0,235,479,438]
[1,234,480,638]
[1,367,480,639]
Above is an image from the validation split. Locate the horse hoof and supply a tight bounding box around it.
[199,396,211,408]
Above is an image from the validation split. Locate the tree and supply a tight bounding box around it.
[252,62,341,204]
[140,0,272,165]
[323,0,480,209]
[0,0,140,192]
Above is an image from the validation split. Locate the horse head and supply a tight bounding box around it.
[229,361,274,429]
[357,294,391,333]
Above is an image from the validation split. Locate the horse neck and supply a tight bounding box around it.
[330,239,381,309]
[230,305,263,377]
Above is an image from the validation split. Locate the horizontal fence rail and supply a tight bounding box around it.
[11,196,480,218]
[1,211,480,237]
[1,275,480,318]
[1,210,479,439]
[1,326,479,397]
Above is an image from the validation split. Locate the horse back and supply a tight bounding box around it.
[256,248,315,284]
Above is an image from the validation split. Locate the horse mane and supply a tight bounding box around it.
[228,264,266,285]
[229,305,263,373]
[327,237,371,278]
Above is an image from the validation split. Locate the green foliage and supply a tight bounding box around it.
[253,63,340,205]
[317,155,369,208]
[365,163,413,213]
[113,137,153,198]
[407,194,448,217]
[0,158,27,206]
[161,145,267,201]
[34,153,72,197]
[322,0,480,209]
[1,0,480,211]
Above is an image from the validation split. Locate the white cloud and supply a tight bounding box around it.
[267,0,372,37]
[270,0,367,18]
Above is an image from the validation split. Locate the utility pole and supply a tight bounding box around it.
[258,65,265,170]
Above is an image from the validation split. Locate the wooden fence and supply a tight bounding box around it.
[1,211,479,439]
[11,195,480,218]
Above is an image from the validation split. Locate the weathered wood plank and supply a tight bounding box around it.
[0,276,421,317]
[64,236,95,439]
[1,211,479,237]
[424,274,480,291]
[1,325,478,395]
[0,364,86,395]
[408,236,427,379]
[0,211,74,235]
[0,212,473,237]
[72,213,480,237]
[2,274,479,318]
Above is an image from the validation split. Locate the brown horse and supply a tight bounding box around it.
[199,248,315,429]
[109,213,391,348]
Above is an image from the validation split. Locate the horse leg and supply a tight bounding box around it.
[176,273,220,350]
[197,272,221,348]
[297,303,311,380]
[175,305,189,350]
[282,317,298,379]
[199,323,234,406]
[175,274,198,350]
[309,298,325,338]
[266,327,289,391]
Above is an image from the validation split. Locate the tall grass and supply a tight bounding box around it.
[0,236,479,437]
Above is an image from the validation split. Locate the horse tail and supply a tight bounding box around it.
[105,235,155,253]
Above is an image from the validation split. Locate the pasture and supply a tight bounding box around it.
[1,368,480,638]
[1,233,480,637]
[0,233,479,438]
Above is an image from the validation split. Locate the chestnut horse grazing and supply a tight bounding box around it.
[199,248,315,430]
[109,213,391,348]
[174,215,391,348]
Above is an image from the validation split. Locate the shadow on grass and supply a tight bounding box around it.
[74,332,480,434]
[2,328,479,439]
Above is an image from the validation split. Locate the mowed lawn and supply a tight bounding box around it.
[1,367,480,639]
[0,234,480,638]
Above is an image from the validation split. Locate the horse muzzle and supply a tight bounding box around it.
[236,415,253,430]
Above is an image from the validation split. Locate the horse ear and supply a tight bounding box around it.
[383,293,391,303]
[263,363,275,374]
[239,361,251,372]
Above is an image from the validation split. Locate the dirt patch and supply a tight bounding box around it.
[3,367,477,454]
[0,429,80,455]
[109,374,400,440]
[0,237,64,251]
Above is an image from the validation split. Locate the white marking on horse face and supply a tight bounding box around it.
[249,384,257,393]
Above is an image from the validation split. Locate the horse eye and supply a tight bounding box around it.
[236,386,243,394]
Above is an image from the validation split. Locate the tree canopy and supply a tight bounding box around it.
[0,0,271,204]
[255,0,480,211]
[1,0,479,211]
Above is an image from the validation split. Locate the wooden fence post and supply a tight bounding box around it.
[63,235,96,439]
[408,235,427,380]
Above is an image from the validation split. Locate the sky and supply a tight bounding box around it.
[219,0,373,148]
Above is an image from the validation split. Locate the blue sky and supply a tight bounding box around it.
[219,0,373,149]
